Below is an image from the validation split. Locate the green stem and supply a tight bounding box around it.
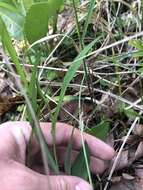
[72,0,95,105]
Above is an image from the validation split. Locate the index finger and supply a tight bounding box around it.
[39,122,115,160]
[0,122,115,161]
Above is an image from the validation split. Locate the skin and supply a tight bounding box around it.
[0,121,115,190]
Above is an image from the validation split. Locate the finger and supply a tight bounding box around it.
[0,159,93,190]
[31,147,108,174]
[56,147,108,174]
[0,122,115,162]
[39,122,115,160]
[48,175,93,190]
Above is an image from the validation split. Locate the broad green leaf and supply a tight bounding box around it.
[0,2,22,14]
[22,0,33,10]
[0,2,24,39]
[48,0,64,13]
[71,142,90,180]
[52,37,101,132]
[24,1,63,43]
[24,2,49,43]
[86,120,109,141]
[0,16,27,87]
[0,0,18,7]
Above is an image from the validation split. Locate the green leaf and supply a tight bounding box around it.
[22,0,33,10]
[64,138,73,175]
[0,16,27,87]
[24,2,49,43]
[82,0,96,40]
[124,109,140,119]
[86,120,109,141]
[129,39,143,50]
[27,55,39,123]
[27,55,59,174]
[48,0,64,13]
[24,0,63,43]
[0,2,22,14]
[0,2,24,39]
[132,50,143,57]
[71,142,90,180]
[32,124,59,174]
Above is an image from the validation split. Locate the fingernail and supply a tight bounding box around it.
[75,181,93,190]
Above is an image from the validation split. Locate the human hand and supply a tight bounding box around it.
[0,122,115,190]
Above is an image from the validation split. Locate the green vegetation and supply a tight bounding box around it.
[1,0,143,189]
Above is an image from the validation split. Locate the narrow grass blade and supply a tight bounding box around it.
[64,128,75,175]
[27,55,59,174]
[34,126,59,174]
[27,55,39,123]
[0,16,27,87]
[52,37,101,131]
[82,0,96,41]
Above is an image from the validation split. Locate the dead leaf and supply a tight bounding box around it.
[59,100,92,121]
[96,93,117,118]
[110,178,143,190]
[122,173,135,180]
[110,179,139,190]
[111,149,136,171]
[123,87,138,102]
[133,124,143,138]
[0,95,24,116]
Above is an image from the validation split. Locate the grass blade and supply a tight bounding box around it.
[52,37,101,131]
[0,16,27,87]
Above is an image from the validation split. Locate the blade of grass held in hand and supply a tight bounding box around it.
[64,128,75,175]
[27,55,39,124]
[27,56,59,174]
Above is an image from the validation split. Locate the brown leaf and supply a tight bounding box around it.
[111,149,136,171]
[133,124,143,138]
[110,178,143,190]
[0,95,24,116]
[110,179,139,190]
[59,100,92,121]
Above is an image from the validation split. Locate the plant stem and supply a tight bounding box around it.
[72,0,95,105]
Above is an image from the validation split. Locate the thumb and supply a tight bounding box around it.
[41,175,93,190]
